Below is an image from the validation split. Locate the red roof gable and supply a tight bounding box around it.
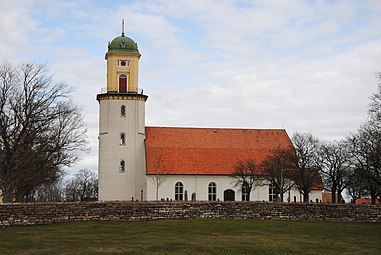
[145,127,293,175]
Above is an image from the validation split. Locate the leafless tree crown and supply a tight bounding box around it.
[0,61,88,202]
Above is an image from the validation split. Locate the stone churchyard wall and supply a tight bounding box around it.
[0,202,380,226]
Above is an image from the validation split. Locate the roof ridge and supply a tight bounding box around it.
[145,126,286,131]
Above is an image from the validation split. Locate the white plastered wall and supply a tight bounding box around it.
[146,175,322,202]
[98,98,146,201]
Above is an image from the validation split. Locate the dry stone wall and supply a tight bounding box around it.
[0,202,380,226]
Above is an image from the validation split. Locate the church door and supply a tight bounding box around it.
[224,189,235,201]
[119,74,127,93]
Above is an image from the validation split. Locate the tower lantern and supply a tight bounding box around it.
[104,21,141,94]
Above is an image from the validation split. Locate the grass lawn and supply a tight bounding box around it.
[0,220,380,255]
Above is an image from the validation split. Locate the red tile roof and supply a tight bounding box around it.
[145,127,293,175]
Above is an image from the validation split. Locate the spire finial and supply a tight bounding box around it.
[122,19,125,36]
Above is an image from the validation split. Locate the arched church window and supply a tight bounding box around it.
[242,182,250,201]
[119,74,127,93]
[120,160,125,172]
[175,182,183,201]
[208,182,217,201]
[269,184,278,202]
[121,105,126,117]
[120,133,125,145]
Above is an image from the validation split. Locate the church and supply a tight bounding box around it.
[97,25,323,202]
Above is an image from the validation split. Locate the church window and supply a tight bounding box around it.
[119,74,127,93]
[121,105,126,116]
[120,160,125,172]
[269,184,277,201]
[120,133,126,145]
[175,182,183,201]
[208,182,217,201]
[241,182,250,201]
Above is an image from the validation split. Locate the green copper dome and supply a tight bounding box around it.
[106,34,140,57]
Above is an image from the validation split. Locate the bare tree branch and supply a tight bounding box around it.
[261,147,296,202]
[0,61,88,202]
[231,160,262,201]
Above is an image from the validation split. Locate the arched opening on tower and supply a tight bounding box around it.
[120,133,126,145]
[119,74,127,93]
[120,105,126,116]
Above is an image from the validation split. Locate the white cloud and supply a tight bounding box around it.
[1,0,380,173]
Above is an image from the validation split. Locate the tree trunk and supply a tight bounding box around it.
[371,193,377,205]
[337,188,344,203]
[303,191,309,203]
[331,188,337,203]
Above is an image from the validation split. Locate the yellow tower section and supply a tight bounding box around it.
[104,21,141,93]
[106,54,140,93]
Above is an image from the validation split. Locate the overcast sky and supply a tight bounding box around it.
[1,0,380,175]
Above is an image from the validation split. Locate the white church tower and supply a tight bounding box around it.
[97,21,148,201]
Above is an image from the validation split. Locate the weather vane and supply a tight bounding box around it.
[122,19,125,36]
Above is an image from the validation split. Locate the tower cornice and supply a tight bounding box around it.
[96,93,148,102]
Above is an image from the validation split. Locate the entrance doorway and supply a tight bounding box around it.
[224,189,235,201]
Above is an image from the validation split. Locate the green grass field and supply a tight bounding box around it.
[0,220,380,255]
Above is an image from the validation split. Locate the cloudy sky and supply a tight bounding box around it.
[1,0,380,175]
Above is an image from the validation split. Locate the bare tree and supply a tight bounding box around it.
[0,61,88,202]
[347,130,381,204]
[261,147,296,202]
[346,73,381,204]
[365,72,381,202]
[29,180,65,202]
[231,160,262,201]
[290,132,321,202]
[318,140,351,203]
[65,169,98,201]
[150,150,168,201]
[345,167,369,203]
